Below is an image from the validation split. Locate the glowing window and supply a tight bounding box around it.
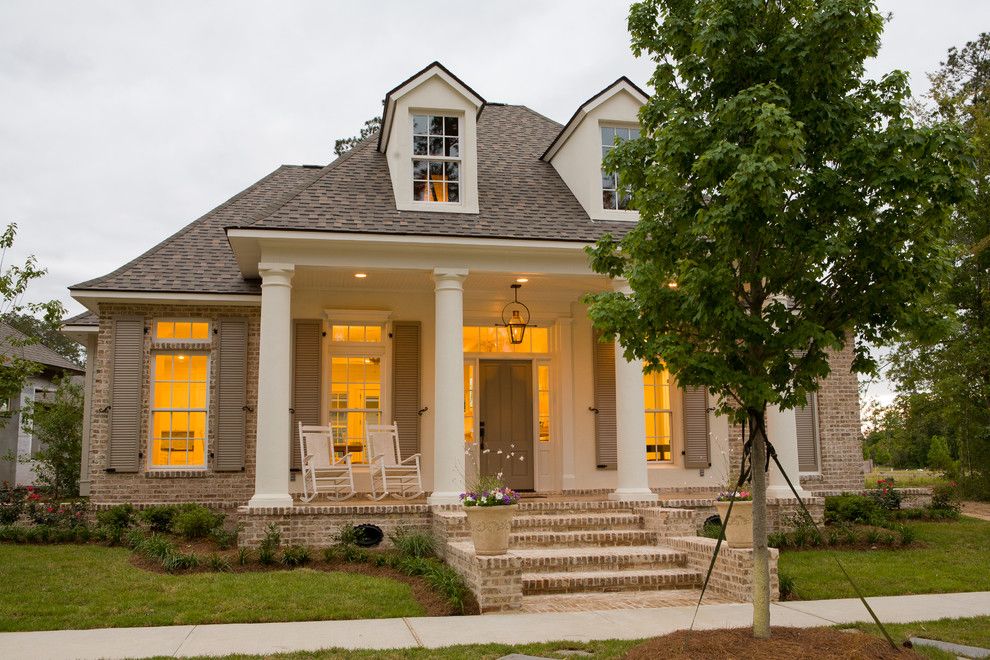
[461,326,549,353]
[644,366,673,462]
[151,353,208,468]
[601,125,639,210]
[412,114,459,203]
[155,320,210,341]
[537,364,551,443]
[463,362,475,443]
[330,325,383,343]
[328,356,382,463]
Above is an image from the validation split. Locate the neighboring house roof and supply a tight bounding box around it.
[62,311,99,327]
[72,97,636,297]
[70,165,324,295]
[0,322,84,373]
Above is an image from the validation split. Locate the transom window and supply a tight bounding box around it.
[462,326,549,353]
[601,125,640,210]
[330,324,383,343]
[154,320,210,341]
[412,114,460,203]
[151,353,208,468]
[644,366,673,462]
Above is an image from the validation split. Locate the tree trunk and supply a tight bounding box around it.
[750,408,771,638]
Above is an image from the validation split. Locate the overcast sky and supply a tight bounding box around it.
[2,0,987,406]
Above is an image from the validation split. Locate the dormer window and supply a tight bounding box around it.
[601,125,639,210]
[412,114,460,202]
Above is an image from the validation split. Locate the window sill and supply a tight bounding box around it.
[145,469,209,478]
[647,462,678,470]
[152,341,213,350]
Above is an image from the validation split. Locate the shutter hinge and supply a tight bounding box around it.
[99,405,111,413]
[417,407,429,416]
[242,405,254,412]
[321,331,327,337]
[105,468,116,473]
[588,407,599,414]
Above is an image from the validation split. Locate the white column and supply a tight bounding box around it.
[248,264,295,509]
[556,318,576,492]
[428,268,468,505]
[765,404,807,499]
[609,338,658,502]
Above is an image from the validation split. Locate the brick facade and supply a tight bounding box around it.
[88,303,260,505]
[238,503,431,549]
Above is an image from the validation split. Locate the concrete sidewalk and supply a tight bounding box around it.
[2,592,988,660]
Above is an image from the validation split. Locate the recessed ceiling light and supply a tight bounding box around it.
[515,277,529,283]
[354,273,367,279]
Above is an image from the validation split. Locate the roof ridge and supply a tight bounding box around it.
[70,165,310,290]
[511,105,564,129]
[242,134,379,228]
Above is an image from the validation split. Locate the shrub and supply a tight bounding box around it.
[138,505,180,533]
[19,377,84,499]
[865,528,883,545]
[0,482,27,524]
[930,482,962,516]
[390,530,435,559]
[172,505,224,540]
[335,523,359,547]
[96,504,136,533]
[206,553,232,572]
[896,524,917,546]
[825,495,884,525]
[136,534,176,562]
[162,551,200,572]
[281,545,311,567]
[124,528,146,549]
[701,521,723,540]
[779,571,796,599]
[209,524,239,550]
[421,561,470,613]
[767,531,787,549]
[258,523,281,565]
[237,547,250,566]
[869,477,902,511]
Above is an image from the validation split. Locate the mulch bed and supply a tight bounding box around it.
[128,545,480,617]
[623,627,919,659]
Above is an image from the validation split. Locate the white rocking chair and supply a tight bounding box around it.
[366,422,423,500]
[299,423,355,502]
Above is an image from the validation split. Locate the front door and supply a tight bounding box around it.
[479,360,535,491]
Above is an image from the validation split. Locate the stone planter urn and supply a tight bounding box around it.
[464,504,518,555]
[714,500,753,548]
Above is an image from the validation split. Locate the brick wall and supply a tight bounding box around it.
[88,304,260,505]
[238,504,431,549]
[667,536,779,603]
[445,541,523,612]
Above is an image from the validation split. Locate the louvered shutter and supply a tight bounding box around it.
[682,386,711,468]
[291,320,322,471]
[108,316,144,472]
[795,393,820,472]
[391,321,421,458]
[215,317,248,471]
[592,332,617,469]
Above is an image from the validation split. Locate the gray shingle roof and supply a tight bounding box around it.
[0,322,84,373]
[72,104,629,296]
[62,311,99,327]
[71,165,324,294]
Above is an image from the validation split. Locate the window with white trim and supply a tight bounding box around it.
[644,366,673,462]
[326,323,387,463]
[412,114,460,202]
[150,352,209,468]
[601,125,640,210]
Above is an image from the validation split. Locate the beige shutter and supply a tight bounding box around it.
[291,320,322,471]
[391,321,421,458]
[108,316,144,472]
[592,332,617,469]
[682,386,711,468]
[795,393,820,472]
[215,317,248,471]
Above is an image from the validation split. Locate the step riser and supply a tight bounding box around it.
[518,554,685,572]
[523,573,700,596]
[511,519,643,532]
[510,531,658,548]
[516,501,655,513]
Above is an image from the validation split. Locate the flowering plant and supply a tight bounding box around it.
[460,476,520,507]
[716,490,752,502]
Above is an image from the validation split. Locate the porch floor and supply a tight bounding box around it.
[285,490,719,509]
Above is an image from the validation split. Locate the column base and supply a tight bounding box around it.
[766,485,809,500]
[427,491,464,506]
[247,493,294,509]
[609,488,659,502]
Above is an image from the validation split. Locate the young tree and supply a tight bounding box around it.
[20,376,84,499]
[0,223,66,422]
[587,0,969,637]
[333,116,382,157]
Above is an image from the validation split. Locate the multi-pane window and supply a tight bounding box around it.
[413,114,459,203]
[601,125,640,210]
[643,366,673,462]
[151,353,208,468]
[155,320,210,341]
[537,364,551,443]
[462,326,549,354]
[463,363,475,443]
[330,325,382,343]
[327,322,386,463]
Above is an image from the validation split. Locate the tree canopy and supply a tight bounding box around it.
[334,117,381,157]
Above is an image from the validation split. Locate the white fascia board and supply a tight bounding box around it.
[543,79,648,163]
[70,289,260,313]
[378,66,484,154]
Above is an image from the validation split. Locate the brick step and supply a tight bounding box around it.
[510,512,643,531]
[511,545,687,572]
[517,500,657,513]
[509,529,658,548]
[522,567,701,595]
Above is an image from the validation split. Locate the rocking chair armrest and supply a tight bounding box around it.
[332,453,353,467]
[399,453,421,466]
[302,454,314,465]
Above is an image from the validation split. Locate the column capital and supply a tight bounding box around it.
[433,268,468,289]
[258,263,295,286]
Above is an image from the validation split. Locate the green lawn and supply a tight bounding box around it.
[847,616,990,659]
[0,544,425,631]
[866,468,947,488]
[779,517,990,600]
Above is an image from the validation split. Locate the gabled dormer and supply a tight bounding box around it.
[542,77,648,222]
[378,62,485,214]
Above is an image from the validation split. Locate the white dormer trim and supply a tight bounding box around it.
[378,62,485,155]
[541,77,648,163]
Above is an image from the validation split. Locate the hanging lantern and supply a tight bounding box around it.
[501,283,531,344]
